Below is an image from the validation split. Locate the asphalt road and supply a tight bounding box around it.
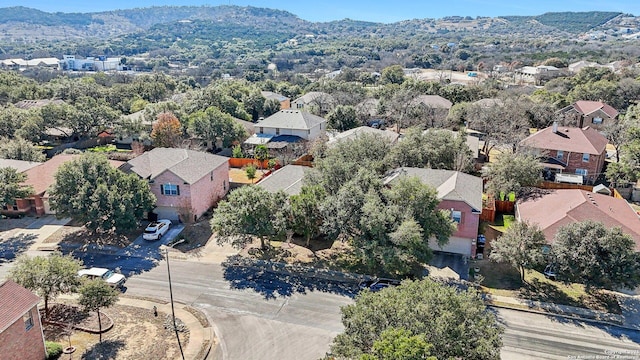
[125,259,640,360]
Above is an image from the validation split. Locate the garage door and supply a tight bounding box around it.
[429,236,472,257]
[153,206,180,222]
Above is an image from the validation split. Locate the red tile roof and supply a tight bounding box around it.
[22,154,124,196]
[517,189,640,250]
[573,100,619,119]
[0,280,40,332]
[519,125,608,155]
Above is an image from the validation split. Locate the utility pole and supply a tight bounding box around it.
[166,249,185,360]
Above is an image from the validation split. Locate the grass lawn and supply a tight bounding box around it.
[488,214,515,232]
[474,259,621,314]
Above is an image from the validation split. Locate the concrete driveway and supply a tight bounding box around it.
[62,224,185,277]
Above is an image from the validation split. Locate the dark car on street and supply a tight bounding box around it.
[358,278,401,292]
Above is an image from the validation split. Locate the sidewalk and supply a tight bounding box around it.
[486,293,640,330]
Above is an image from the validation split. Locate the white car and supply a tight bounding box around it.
[78,267,126,288]
[143,219,171,240]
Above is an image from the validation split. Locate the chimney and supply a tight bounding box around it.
[552,121,558,133]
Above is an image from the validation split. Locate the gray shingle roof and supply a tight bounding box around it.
[261,91,289,102]
[331,126,399,144]
[258,110,326,131]
[383,167,483,211]
[256,165,310,196]
[126,148,228,184]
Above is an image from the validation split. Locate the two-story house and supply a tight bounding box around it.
[519,123,608,184]
[290,92,336,115]
[558,100,618,130]
[254,110,327,142]
[124,148,229,222]
[0,280,46,360]
[384,167,483,257]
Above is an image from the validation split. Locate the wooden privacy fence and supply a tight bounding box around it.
[537,181,593,191]
[228,158,271,169]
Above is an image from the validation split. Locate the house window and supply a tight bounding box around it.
[24,310,34,331]
[296,103,303,109]
[592,117,603,124]
[223,180,227,191]
[576,169,588,176]
[210,172,213,181]
[276,128,280,135]
[259,127,263,134]
[161,184,180,196]
[556,150,564,161]
[451,210,462,224]
[582,153,590,162]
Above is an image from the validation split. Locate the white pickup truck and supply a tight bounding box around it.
[78,267,126,288]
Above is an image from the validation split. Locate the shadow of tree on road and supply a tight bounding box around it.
[0,233,37,263]
[222,255,360,300]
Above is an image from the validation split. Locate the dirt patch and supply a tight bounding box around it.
[43,301,189,360]
[172,220,213,253]
[48,225,139,247]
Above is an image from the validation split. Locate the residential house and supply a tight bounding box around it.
[329,126,400,146]
[411,95,453,128]
[384,168,483,257]
[0,280,46,360]
[124,148,229,222]
[558,101,619,130]
[14,99,65,110]
[0,159,41,174]
[261,91,291,110]
[424,129,480,161]
[516,65,562,84]
[568,60,600,74]
[114,110,153,148]
[256,165,310,196]
[519,123,608,184]
[291,91,336,115]
[516,189,640,250]
[1,154,123,216]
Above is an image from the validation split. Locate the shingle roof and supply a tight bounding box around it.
[517,189,640,250]
[519,125,608,155]
[331,126,399,144]
[0,159,42,173]
[383,167,483,211]
[261,91,289,102]
[258,110,326,131]
[14,99,64,110]
[126,148,228,184]
[573,100,619,118]
[412,95,452,109]
[256,165,310,196]
[292,91,334,105]
[0,280,40,333]
[22,154,124,196]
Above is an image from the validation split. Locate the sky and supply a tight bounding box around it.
[1,0,639,23]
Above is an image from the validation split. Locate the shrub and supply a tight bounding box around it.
[45,341,63,359]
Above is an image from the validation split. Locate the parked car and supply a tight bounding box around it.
[358,278,401,292]
[143,219,171,240]
[543,264,557,281]
[78,267,126,288]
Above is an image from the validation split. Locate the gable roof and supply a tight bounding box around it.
[383,167,483,211]
[519,125,608,155]
[573,100,618,118]
[330,126,399,145]
[125,148,228,184]
[0,280,40,333]
[0,159,42,173]
[256,165,310,196]
[258,110,326,131]
[292,91,334,106]
[412,95,452,109]
[517,189,640,250]
[261,91,289,102]
[14,99,64,110]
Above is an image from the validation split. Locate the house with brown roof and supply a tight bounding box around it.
[519,124,608,184]
[0,279,46,360]
[1,154,124,217]
[558,101,619,130]
[383,168,483,257]
[516,189,640,250]
[124,148,229,222]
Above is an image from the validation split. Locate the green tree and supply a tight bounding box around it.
[232,144,244,158]
[9,254,83,316]
[483,152,542,197]
[360,327,436,360]
[78,279,119,342]
[289,185,326,247]
[380,65,406,85]
[0,137,46,162]
[262,98,281,117]
[331,278,503,360]
[245,164,257,184]
[490,221,547,281]
[49,153,156,234]
[553,221,640,290]
[211,186,289,249]
[150,112,182,148]
[327,105,359,131]
[188,106,246,150]
[254,144,269,169]
[0,167,33,207]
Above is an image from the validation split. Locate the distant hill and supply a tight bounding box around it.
[500,11,621,33]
